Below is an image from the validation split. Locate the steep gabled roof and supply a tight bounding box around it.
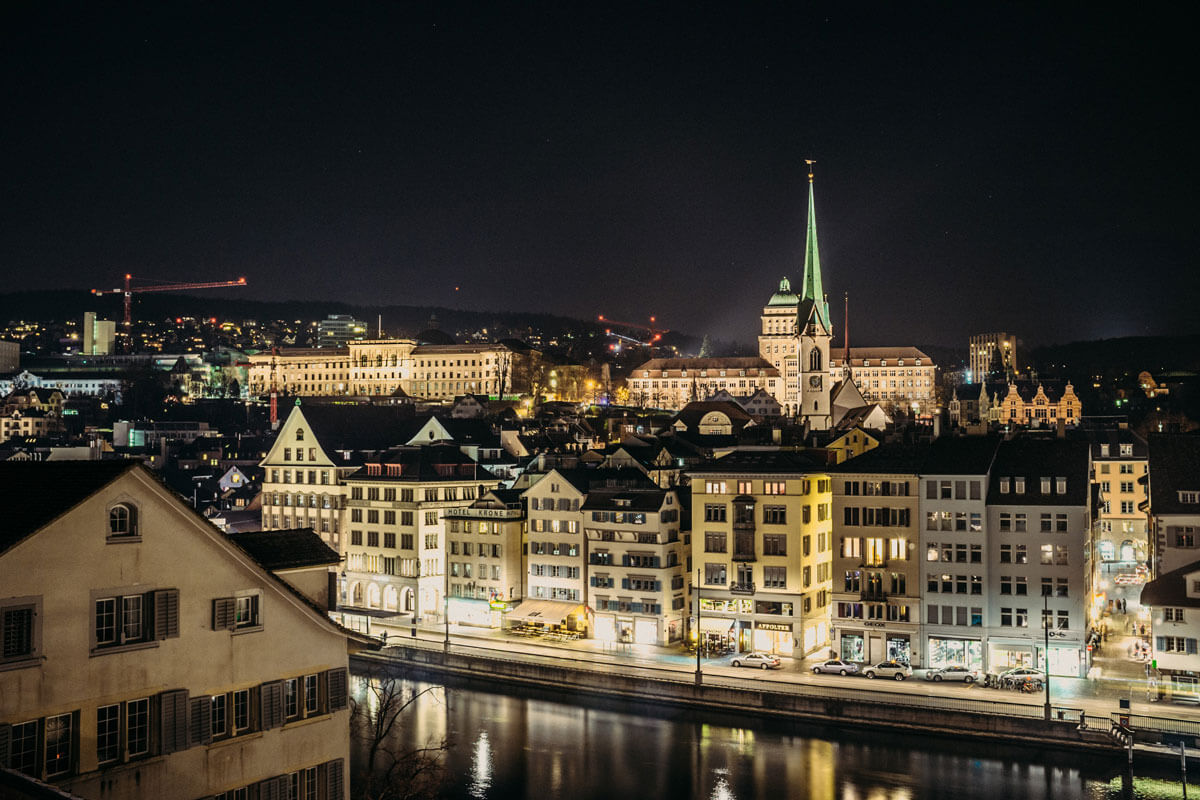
[922,435,1001,476]
[688,449,828,475]
[1142,558,1200,608]
[829,442,928,474]
[987,438,1091,505]
[293,404,421,454]
[0,461,138,554]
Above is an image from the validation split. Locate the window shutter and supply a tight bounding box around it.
[0,723,10,766]
[155,589,180,639]
[189,697,212,746]
[159,689,189,753]
[261,680,284,730]
[327,667,348,711]
[326,758,345,800]
[258,776,281,800]
[212,597,235,630]
[1156,636,1167,651]
[1189,639,1198,656]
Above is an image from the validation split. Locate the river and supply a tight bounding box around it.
[349,670,1188,800]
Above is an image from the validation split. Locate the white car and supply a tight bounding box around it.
[732,651,782,670]
[864,661,913,681]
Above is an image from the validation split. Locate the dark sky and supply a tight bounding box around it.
[2,4,1195,348]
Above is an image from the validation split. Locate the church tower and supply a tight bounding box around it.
[797,161,832,430]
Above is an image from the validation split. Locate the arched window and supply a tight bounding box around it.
[109,504,138,538]
[809,348,822,372]
[352,583,364,606]
[295,428,305,441]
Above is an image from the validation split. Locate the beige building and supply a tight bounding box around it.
[584,485,688,646]
[969,332,1018,383]
[997,381,1082,428]
[1089,427,1149,567]
[688,451,834,657]
[829,444,925,665]
[246,348,353,397]
[342,445,500,626]
[627,358,781,411]
[443,488,527,626]
[827,348,938,416]
[0,462,355,799]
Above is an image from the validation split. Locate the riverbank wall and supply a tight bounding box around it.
[353,642,1125,758]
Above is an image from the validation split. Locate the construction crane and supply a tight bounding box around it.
[92,273,248,330]
[597,315,669,346]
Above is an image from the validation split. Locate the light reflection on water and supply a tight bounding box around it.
[352,672,1186,800]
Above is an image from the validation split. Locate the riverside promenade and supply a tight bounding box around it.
[349,621,1192,763]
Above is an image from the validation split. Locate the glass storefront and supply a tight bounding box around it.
[886,636,911,664]
[634,618,659,646]
[928,637,983,671]
[991,646,1034,670]
[1040,645,1083,677]
[753,623,794,655]
[841,633,864,662]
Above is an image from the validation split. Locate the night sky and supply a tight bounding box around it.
[3,4,1195,348]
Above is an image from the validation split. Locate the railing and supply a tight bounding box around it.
[1113,713,1200,736]
[860,590,887,602]
[729,582,755,595]
[732,551,757,562]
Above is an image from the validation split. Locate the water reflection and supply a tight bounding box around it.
[351,670,1184,799]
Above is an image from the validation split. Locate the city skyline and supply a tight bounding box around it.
[3,5,1196,348]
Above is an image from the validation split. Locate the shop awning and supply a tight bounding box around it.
[505,599,584,625]
[699,617,735,633]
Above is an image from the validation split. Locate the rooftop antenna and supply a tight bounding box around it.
[378,314,382,338]
[844,292,851,378]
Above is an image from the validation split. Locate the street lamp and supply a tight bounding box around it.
[695,567,703,685]
[1043,589,1052,721]
[444,550,450,653]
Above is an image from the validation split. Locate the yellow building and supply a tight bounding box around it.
[688,451,834,656]
[0,462,357,799]
[824,427,880,464]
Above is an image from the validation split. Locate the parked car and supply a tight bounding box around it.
[812,659,860,676]
[924,665,979,683]
[732,652,782,670]
[864,660,913,681]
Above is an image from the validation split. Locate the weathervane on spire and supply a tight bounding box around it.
[805,158,816,183]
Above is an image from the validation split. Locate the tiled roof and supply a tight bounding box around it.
[829,347,932,366]
[829,442,929,474]
[228,528,340,570]
[0,461,137,554]
[1148,434,1200,515]
[580,488,666,512]
[347,443,498,482]
[297,404,420,454]
[1141,558,1200,608]
[987,438,1091,506]
[922,435,1001,476]
[633,357,779,375]
[688,449,828,475]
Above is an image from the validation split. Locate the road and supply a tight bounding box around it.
[357,618,1200,727]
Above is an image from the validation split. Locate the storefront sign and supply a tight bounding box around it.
[755,622,792,632]
[863,621,887,628]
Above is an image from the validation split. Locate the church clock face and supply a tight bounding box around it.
[809,375,822,390]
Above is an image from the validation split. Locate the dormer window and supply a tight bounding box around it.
[1120,444,1133,457]
[1100,444,1110,458]
[1041,477,1051,494]
[1015,478,1025,494]
[999,478,1010,494]
[108,504,139,539]
[1056,477,1067,494]
[1181,491,1200,504]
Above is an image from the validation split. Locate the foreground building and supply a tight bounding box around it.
[688,451,834,656]
[0,462,355,799]
[830,444,926,665]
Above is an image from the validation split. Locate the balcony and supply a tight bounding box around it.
[733,533,756,562]
[860,590,888,602]
[730,582,756,596]
[732,550,757,562]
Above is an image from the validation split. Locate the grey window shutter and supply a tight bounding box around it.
[0,723,10,767]
[1157,636,1166,651]
[155,589,180,639]
[159,689,189,753]
[326,758,344,800]
[212,597,235,630]
[326,667,348,711]
[190,697,212,746]
[261,680,284,730]
[1190,639,1199,656]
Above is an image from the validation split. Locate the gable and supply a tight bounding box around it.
[407,417,452,444]
[260,405,335,467]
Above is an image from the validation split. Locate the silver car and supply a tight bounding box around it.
[924,665,979,683]
[731,651,782,670]
[864,661,913,681]
[812,659,860,676]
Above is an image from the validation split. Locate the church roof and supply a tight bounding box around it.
[800,177,830,326]
[766,276,799,307]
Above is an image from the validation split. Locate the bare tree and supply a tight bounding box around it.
[350,666,451,800]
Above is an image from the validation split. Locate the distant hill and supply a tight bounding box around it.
[1029,335,1200,379]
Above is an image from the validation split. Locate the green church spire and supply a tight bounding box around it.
[801,160,829,326]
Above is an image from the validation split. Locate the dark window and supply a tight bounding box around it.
[108,504,138,538]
